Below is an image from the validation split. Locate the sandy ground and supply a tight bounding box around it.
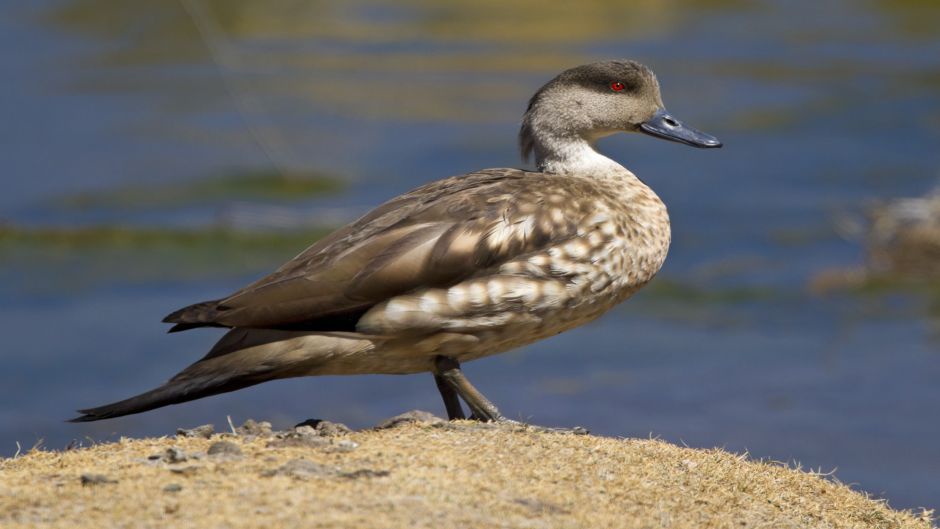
[0,412,934,529]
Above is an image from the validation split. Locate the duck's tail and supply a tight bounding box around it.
[69,328,373,422]
[68,372,265,422]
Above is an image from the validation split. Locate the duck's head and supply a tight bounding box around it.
[520,60,721,168]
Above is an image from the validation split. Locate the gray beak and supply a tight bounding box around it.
[639,109,722,148]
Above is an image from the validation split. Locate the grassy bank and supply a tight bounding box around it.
[0,415,933,529]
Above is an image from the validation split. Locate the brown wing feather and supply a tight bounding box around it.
[164,169,594,330]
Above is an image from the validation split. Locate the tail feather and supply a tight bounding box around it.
[167,322,227,333]
[69,328,375,422]
[69,328,363,423]
[162,299,227,332]
[68,371,270,423]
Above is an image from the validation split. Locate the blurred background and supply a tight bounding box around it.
[2,0,939,512]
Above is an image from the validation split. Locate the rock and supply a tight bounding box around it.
[375,410,444,429]
[169,465,200,477]
[317,420,352,437]
[144,448,203,465]
[207,441,242,458]
[294,419,352,437]
[80,474,116,486]
[866,190,940,279]
[293,425,318,437]
[266,425,329,449]
[163,483,183,493]
[262,459,339,480]
[340,469,390,479]
[164,447,188,464]
[237,419,273,437]
[176,424,214,439]
[293,419,319,429]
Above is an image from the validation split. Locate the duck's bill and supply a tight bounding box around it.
[639,109,722,148]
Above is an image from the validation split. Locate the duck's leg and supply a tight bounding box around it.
[433,356,505,422]
[433,372,466,420]
[432,355,590,434]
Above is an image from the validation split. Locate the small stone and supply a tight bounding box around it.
[293,425,318,438]
[316,420,352,437]
[237,419,273,437]
[266,424,330,449]
[169,465,199,476]
[207,441,242,457]
[375,410,444,429]
[262,459,339,480]
[163,483,183,493]
[294,419,352,437]
[340,468,390,479]
[176,424,214,439]
[80,474,116,486]
[164,447,187,464]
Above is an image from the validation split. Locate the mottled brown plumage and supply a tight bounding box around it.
[72,60,721,424]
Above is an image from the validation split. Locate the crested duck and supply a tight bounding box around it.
[72,60,721,425]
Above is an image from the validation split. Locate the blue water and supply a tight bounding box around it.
[2,0,939,512]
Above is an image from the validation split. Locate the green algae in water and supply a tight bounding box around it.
[642,279,780,305]
[55,169,344,211]
[0,224,332,292]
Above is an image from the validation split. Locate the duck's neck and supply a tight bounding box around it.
[528,129,626,176]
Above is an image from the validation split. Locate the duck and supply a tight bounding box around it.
[71,60,721,425]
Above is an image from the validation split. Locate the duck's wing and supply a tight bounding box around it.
[164,169,595,332]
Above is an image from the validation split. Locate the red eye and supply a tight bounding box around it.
[610,81,625,92]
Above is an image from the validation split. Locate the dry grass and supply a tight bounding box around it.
[0,418,934,529]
